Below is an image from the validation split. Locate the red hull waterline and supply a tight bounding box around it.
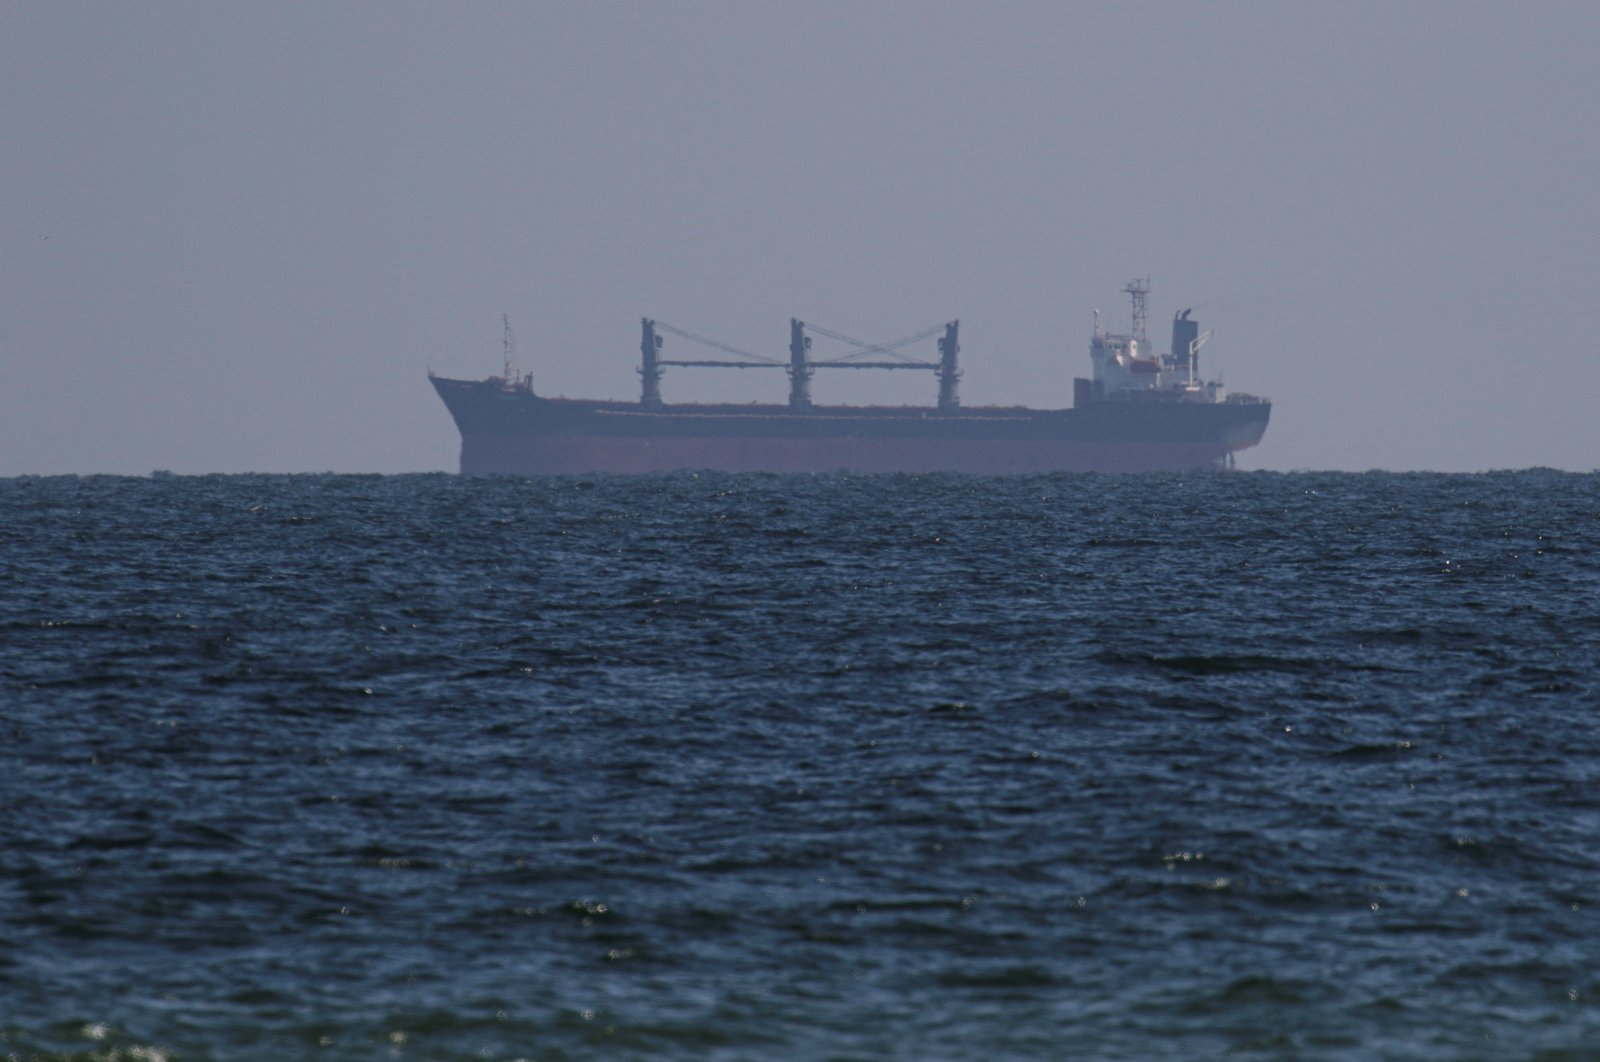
[458,432,1248,475]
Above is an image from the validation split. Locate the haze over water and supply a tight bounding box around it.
[4,471,1598,1059]
[3,2,1597,476]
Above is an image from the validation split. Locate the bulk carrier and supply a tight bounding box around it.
[429,281,1269,474]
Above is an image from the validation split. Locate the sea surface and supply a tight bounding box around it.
[2,470,1598,1061]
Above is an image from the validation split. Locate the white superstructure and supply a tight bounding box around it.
[1087,282,1224,402]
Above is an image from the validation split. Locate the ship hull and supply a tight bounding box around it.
[431,377,1270,475]
[457,431,1248,474]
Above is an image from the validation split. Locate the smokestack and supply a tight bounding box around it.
[1171,310,1199,365]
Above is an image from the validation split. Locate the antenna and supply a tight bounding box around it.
[1122,278,1149,347]
[501,314,517,383]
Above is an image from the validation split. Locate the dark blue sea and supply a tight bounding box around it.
[3,471,1598,1061]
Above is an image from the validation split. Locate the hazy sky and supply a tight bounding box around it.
[3,1,1595,474]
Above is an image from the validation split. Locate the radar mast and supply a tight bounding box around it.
[501,314,517,384]
[1122,278,1150,348]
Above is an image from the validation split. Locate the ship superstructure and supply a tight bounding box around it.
[1082,279,1220,403]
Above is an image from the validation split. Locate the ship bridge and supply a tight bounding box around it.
[1081,281,1224,407]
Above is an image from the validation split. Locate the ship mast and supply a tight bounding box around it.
[937,321,960,410]
[1122,279,1150,350]
[788,319,814,410]
[639,318,664,408]
[501,314,517,384]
